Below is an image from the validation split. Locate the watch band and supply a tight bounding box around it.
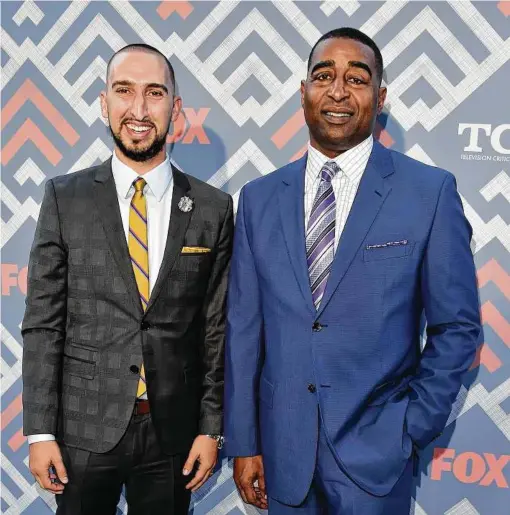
[205,434,224,449]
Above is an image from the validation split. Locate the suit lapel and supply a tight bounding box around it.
[317,141,394,317]
[93,159,142,315]
[278,154,315,315]
[145,165,192,313]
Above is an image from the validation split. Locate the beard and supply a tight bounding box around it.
[109,120,169,162]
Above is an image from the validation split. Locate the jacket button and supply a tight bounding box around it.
[312,322,322,332]
[141,321,150,331]
[130,365,140,374]
[308,383,316,393]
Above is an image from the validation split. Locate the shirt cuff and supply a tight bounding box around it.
[27,434,56,445]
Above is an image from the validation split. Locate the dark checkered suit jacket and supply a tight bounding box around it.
[22,159,233,454]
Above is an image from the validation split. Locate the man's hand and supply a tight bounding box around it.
[183,435,218,492]
[29,441,68,494]
[234,456,268,510]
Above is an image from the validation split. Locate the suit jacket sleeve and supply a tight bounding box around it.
[198,195,234,435]
[223,186,264,456]
[405,173,482,449]
[22,179,68,436]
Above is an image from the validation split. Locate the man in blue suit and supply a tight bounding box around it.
[224,28,481,514]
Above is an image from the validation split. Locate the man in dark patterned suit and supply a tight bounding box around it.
[22,44,233,515]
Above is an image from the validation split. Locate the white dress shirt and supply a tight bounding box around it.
[28,151,174,444]
[304,135,373,251]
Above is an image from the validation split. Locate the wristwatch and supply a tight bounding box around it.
[205,434,224,449]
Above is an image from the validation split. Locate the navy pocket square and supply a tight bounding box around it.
[363,239,413,262]
[365,239,408,250]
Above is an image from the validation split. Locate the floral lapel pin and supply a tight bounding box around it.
[178,195,194,213]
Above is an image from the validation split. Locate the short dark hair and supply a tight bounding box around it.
[307,28,383,85]
[106,43,176,88]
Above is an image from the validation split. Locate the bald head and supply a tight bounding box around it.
[106,44,175,90]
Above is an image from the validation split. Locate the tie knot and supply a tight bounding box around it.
[320,161,340,182]
[133,177,146,193]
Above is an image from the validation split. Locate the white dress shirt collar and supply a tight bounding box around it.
[111,150,173,202]
[306,135,373,182]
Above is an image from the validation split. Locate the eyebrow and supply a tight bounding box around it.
[310,60,335,75]
[111,80,169,94]
[309,60,373,78]
[348,61,372,78]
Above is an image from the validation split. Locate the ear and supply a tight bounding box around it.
[300,80,306,108]
[376,87,387,115]
[100,91,108,121]
[171,96,182,122]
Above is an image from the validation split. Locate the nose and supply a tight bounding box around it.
[328,77,349,102]
[129,91,149,121]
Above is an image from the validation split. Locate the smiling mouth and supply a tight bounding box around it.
[323,111,352,118]
[124,123,154,135]
[322,110,354,124]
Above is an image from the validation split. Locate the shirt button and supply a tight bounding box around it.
[312,322,322,332]
[130,365,140,374]
[308,384,317,393]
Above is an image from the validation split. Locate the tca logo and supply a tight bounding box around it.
[458,123,510,154]
[431,448,510,488]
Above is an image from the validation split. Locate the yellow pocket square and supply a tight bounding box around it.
[181,246,211,254]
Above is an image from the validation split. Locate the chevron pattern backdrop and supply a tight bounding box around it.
[1,1,509,514]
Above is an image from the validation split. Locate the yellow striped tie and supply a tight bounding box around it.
[129,177,149,399]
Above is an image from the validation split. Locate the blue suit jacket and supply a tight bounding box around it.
[224,141,481,505]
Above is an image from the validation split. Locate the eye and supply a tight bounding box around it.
[148,90,164,97]
[313,72,332,81]
[347,77,367,85]
[116,87,130,94]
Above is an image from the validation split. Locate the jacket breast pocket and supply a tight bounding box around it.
[178,250,212,274]
[181,246,211,255]
[363,241,415,262]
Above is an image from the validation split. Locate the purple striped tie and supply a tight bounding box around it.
[306,161,340,309]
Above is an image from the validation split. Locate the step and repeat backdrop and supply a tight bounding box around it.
[1,1,509,514]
